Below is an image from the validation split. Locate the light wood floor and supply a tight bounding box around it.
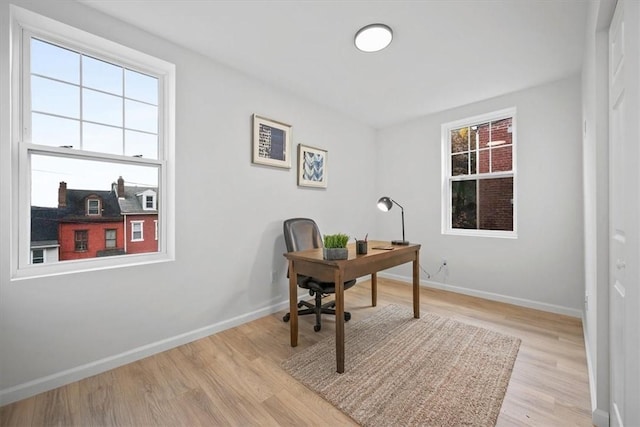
[0,278,593,426]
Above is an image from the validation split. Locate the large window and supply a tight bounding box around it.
[11,7,175,278]
[441,108,517,238]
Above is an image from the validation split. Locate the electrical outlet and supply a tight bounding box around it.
[271,271,278,282]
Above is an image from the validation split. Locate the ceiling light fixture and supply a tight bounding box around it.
[354,23,393,53]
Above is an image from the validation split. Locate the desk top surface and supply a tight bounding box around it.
[283,240,421,264]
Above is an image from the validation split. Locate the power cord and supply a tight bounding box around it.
[420,260,448,280]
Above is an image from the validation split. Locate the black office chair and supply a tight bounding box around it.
[282,218,356,332]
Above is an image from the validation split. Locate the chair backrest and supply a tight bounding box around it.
[283,218,323,253]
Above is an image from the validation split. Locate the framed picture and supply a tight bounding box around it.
[298,144,328,188]
[252,114,292,168]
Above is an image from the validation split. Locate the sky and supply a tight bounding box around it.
[29,37,159,207]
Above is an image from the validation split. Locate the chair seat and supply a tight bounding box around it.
[298,276,357,294]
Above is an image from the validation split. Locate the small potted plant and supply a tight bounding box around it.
[323,233,349,260]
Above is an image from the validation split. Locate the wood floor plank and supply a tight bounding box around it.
[0,278,593,426]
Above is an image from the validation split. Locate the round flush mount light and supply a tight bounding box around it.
[354,23,393,52]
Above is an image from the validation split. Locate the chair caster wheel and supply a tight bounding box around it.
[283,313,290,322]
[314,324,321,332]
[344,313,351,321]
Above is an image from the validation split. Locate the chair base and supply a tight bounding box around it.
[283,294,351,332]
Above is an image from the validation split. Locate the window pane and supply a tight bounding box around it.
[83,122,123,155]
[105,229,116,248]
[451,127,468,153]
[452,180,477,229]
[88,199,100,215]
[31,38,79,84]
[82,56,123,95]
[31,76,80,118]
[30,154,159,261]
[32,113,80,148]
[469,127,478,150]
[31,154,158,208]
[32,249,44,264]
[125,100,157,133]
[491,117,512,146]
[491,145,512,172]
[125,130,158,159]
[83,88,122,127]
[476,122,491,149]
[470,151,477,175]
[451,153,468,176]
[479,149,490,173]
[478,178,513,231]
[125,69,158,104]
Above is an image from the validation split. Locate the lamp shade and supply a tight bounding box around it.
[377,196,393,212]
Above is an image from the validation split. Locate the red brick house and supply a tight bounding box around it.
[56,182,125,261]
[30,179,158,264]
[113,177,159,255]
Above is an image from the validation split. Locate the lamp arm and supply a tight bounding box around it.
[390,198,404,210]
[400,207,405,242]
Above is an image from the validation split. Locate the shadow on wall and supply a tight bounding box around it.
[247,219,289,308]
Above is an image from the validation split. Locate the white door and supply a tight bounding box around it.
[609,1,640,426]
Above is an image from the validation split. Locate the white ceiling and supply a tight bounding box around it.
[79,0,589,129]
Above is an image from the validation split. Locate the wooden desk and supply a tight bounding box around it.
[284,240,421,373]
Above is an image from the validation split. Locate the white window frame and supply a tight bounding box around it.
[105,229,117,249]
[138,189,157,211]
[441,107,517,238]
[10,6,175,280]
[131,221,144,242]
[87,198,101,216]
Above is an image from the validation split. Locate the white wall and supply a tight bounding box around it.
[375,76,585,315]
[0,0,376,404]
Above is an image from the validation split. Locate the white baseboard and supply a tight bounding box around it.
[378,272,583,318]
[592,408,609,427]
[0,301,291,406]
[0,274,582,406]
[582,312,611,427]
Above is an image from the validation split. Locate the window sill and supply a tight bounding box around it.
[11,252,174,281]
[443,229,517,239]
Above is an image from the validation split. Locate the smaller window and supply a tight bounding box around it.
[87,198,101,216]
[32,249,44,264]
[442,107,516,238]
[131,221,144,241]
[145,195,154,209]
[105,229,117,248]
[75,230,88,251]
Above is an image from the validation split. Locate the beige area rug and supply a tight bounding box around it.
[282,304,521,427]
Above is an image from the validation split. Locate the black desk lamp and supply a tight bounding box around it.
[377,196,409,245]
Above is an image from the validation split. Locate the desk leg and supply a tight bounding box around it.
[335,269,345,373]
[413,252,420,318]
[371,273,377,307]
[288,260,298,347]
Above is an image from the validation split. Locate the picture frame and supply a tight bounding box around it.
[252,114,292,168]
[298,144,328,188]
